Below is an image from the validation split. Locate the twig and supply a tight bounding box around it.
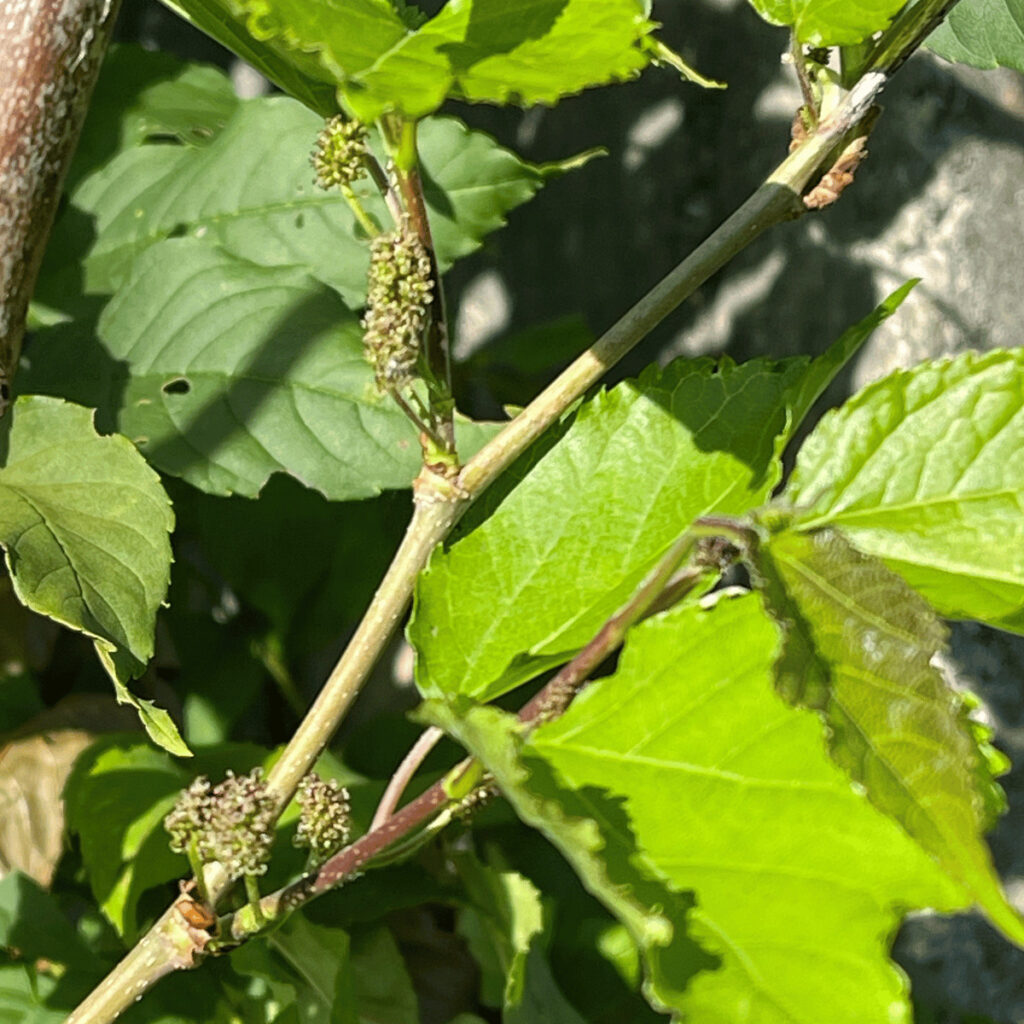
[258,498,466,819]
[456,73,887,499]
[370,725,444,830]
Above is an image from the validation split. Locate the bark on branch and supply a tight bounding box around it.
[0,0,121,409]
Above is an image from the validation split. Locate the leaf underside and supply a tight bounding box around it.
[927,0,1024,73]
[750,524,1024,944]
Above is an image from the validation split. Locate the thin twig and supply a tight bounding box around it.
[370,725,444,830]
[456,78,884,499]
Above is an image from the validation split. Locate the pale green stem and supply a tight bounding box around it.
[457,80,880,498]
[341,182,380,237]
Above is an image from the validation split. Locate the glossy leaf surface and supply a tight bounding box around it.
[746,0,904,44]
[220,0,657,120]
[785,350,1024,632]
[427,594,967,1021]
[411,286,913,703]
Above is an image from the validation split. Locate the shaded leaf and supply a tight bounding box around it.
[63,740,279,938]
[453,850,587,1022]
[232,915,417,1024]
[750,524,1024,944]
[0,398,181,754]
[63,740,189,939]
[746,0,905,44]
[784,349,1024,633]
[46,94,557,311]
[74,45,240,183]
[22,242,495,500]
[427,593,968,1021]
[0,730,93,887]
[928,0,1024,73]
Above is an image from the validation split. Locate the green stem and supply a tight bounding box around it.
[341,183,380,237]
[863,0,962,76]
[244,876,264,925]
[457,78,882,499]
[259,497,467,817]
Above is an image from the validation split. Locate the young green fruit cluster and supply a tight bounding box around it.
[362,228,434,390]
[311,115,369,190]
[164,768,276,878]
[293,772,352,865]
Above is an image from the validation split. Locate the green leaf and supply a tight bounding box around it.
[159,0,339,115]
[426,593,968,1021]
[746,0,905,45]
[784,349,1024,633]
[220,0,658,120]
[45,91,558,310]
[231,916,417,1024]
[453,851,587,1022]
[928,0,1024,73]
[22,242,494,500]
[63,740,189,939]
[347,927,418,1024]
[748,524,1024,945]
[0,874,99,974]
[411,348,862,703]
[0,965,67,1024]
[75,45,240,179]
[782,280,918,438]
[0,398,182,754]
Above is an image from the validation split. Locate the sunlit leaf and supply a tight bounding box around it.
[784,349,1024,633]
[426,593,967,1020]
[0,398,181,754]
[749,523,1024,944]
[746,0,905,44]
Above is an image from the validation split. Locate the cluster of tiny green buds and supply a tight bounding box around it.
[293,772,352,865]
[164,776,212,855]
[362,228,434,390]
[164,768,276,879]
[311,115,369,190]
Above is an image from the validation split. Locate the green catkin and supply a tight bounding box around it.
[311,116,369,190]
[362,228,434,390]
[164,768,276,879]
[293,773,352,865]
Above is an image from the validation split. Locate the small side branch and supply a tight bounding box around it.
[371,725,444,829]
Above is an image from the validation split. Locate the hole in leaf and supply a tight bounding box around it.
[167,224,188,239]
[162,377,191,395]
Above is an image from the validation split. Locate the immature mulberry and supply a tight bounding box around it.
[311,116,369,190]
[164,776,213,854]
[293,773,352,865]
[362,229,434,390]
[198,768,276,878]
